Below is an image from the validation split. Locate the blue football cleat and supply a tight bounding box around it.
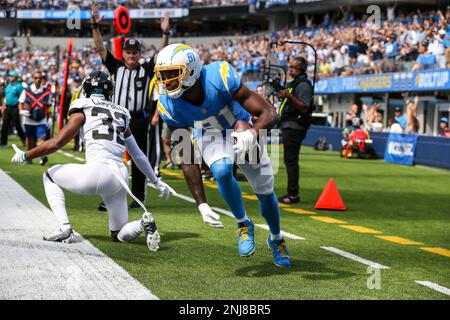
[237,219,255,257]
[267,236,291,268]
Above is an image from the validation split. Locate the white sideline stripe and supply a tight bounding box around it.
[58,151,74,158]
[416,281,450,296]
[56,150,85,163]
[0,169,158,300]
[255,224,305,240]
[321,246,390,269]
[172,192,197,204]
[56,152,305,241]
[211,206,234,218]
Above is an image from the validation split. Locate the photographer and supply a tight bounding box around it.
[277,57,314,204]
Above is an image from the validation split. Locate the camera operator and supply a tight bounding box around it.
[277,57,314,204]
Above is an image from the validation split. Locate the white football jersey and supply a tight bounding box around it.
[68,95,131,164]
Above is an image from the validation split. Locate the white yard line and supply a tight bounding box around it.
[321,246,390,270]
[255,224,305,240]
[0,169,158,300]
[415,281,450,297]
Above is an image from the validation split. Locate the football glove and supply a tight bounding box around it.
[11,144,27,164]
[198,203,224,228]
[19,110,30,117]
[231,129,257,159]
[152,178,176,200]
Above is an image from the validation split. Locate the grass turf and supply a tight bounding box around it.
[0,137,449,300]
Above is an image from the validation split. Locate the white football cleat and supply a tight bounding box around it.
[140,212,160,252]
[43,228,75,243]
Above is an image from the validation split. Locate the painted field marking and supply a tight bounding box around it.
[211,206,234,218]
[242,194,258,200]
[283,207,316,215]
[376,236,424,245]
[420,247,450,258]
[56,150,84,162]
[310,216,347,224]
[255,224,305,240]
[321,246,390,269]
[203,181,218,189]
[160,169,184,178]
[340,225,382,234]
[58,150,74,158]
[415,281,450,296]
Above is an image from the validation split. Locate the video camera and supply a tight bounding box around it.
[262,42,288,98]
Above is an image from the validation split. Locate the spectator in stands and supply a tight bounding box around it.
[345,104,363,130]
[405,96,420,134]
[364,102,383,132]
[369,42,384,74]
[384,35,398,72]
[394,106,407,129]
[386,118,403,133]
[439,117,450,137]
[412,44,437,71]
[428,30,446,69]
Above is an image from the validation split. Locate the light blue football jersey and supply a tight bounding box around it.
[157,61,251,140]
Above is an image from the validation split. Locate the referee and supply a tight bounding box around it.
[91,4,170,209]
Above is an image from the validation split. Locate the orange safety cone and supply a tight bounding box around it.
[315,178,346,211]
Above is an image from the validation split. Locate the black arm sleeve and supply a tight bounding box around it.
[103,51,122,75]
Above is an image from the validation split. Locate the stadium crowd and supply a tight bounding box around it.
[1,7,450,140]
[2,0,247,9]
[9,7,450,79]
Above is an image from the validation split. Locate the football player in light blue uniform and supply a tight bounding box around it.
[155,44,290,267]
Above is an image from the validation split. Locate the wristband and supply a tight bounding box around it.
[22,152,27,161]
[163,31,170,35]
[91,23,99,29]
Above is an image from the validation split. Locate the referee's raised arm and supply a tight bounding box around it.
[91,3,107,62]
[160,13,170,52]
[89,6,171,210]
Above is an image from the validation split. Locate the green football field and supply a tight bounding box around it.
[1,136,449,300]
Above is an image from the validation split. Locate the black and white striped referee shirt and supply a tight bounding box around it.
[103,51,154,115]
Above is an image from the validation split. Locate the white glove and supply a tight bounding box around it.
[231,129,257,162]
[153,178,177,200]
[231,129,257,156]
[19,110,30,117]
[47,117,53,129]
[11,144,27,164]
[198,203,224,228]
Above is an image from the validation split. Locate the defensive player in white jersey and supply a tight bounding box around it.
[11,71,174,252]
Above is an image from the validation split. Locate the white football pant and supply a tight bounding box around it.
[44,162,142,242]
